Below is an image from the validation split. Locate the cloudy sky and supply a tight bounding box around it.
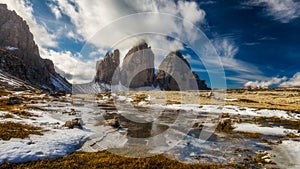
[1,0,300,88]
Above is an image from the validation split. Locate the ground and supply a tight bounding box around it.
[0,88,299,168]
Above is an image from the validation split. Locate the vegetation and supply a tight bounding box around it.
[254,116,300,130]
[0,151,222,169]
[0,122,43,140]
[11,110,37,118]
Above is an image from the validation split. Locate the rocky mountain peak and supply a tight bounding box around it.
[155,51,209,90]
[95,49,120,84]
[0,4,71,92]
[120,41,155,88]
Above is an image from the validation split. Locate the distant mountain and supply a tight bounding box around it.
[0,4,71,92]
[94,41,209,91]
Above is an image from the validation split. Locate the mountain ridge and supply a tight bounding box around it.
[0,4,71,92]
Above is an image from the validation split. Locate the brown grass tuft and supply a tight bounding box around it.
[0,122,43,140]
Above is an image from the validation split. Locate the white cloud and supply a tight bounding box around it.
[1,0,57,48]
[52,0,206,47]
[245,0,300,23]
[212,38,261,74]
[40,49,97,84]
[48,3,62,20]
[244,76,287,89]
[214,38,238,59]
[279,72,300,87]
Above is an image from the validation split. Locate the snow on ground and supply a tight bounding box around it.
[154,104,300,120]
[233,123,299,136]
[0,109,91,164]
[0,129,89,164]
[270,140,300,169]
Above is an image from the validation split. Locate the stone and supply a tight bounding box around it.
[104,118,120,129]
[63,118,82,129]
[6,96,20,105]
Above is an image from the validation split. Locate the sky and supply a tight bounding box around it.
[1,0,300,89]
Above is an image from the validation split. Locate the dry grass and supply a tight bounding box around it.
[0,89,11,96]
[11,110,38,118]
[0,122,43,140]
[0,151,223,169]
[118,88,300,112]
[253,116,300,130]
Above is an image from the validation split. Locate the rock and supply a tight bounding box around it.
[62,109,76,115]
[155,51,209,90]
[120,40,155,88]
[104,118,120,128]
[192,122,203,129]
[217,118,234,132]
[95,49,120,84]
[0,4,71,92]
[264,159,272,163]
[50,91,66,98]
[6,96,20,105]
[63,118,82,129]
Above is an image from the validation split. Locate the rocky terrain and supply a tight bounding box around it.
[0,4,71,92]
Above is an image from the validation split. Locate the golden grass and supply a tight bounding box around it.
[253,116,300,130]
[0,122,43,140]
[0,89,11,96]
[0,151,223,169]
[119,88,300,112]
[11,110,38,118]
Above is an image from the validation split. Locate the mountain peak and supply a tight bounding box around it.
[0,4,71,92]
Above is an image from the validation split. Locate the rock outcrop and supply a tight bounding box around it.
[95,49,120,84]
[0,4,71,92]
[120,41,155,88]
[155,51,209,90]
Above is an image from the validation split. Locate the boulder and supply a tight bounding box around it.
[6,96,20,105]
[63,118,82,129]
[104,118,120,128]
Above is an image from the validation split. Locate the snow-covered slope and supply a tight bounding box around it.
[0,71,35,91]
[49,74,72,93]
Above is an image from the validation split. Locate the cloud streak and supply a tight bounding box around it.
[245,0,300,23]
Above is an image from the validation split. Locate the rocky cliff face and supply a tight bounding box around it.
[0,4,71,92]
[95,49,120,84]
[120,41,155,88]
[155,51,209,90]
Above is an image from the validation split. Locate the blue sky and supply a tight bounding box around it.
[2,0,300,88]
